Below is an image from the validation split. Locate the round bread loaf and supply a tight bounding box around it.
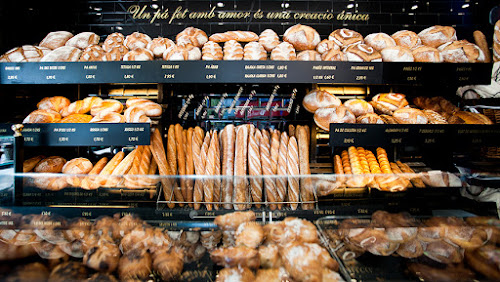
[343,99,374,117]
[372,93,409,111]
[176,27,208,47]
[23,109,62,123]
[393,108,428,124]
[316,39,340,55]
[1,45,46,62]
[418,25,457,48]
[438,40,485,63]
[37,96,70,112]
[412,46,443,62]
[165,45,201,61]
[356,113,384,124]
[380,46,414,62]
[79,45,105,62]
[104,45,128,61]
[39,31,74,50]
[147,37,175,58]
[314,106,356,131]
[103,32,125,52]
[321,49,346,61]
[40,46,82,62]
[270,42,296,60]
[243,42,267,60]
[124,32,152,50]
[65,32,100,50]
[365,33,396,51]
[283,24,321,51]
[344,44,382,62]
[123,47,154,61]
[202,41,223,60]
[329,29,363,49]
[303,89,342,113]
[63,157,93,185]
[259,29,280,52]
[35,156,67,173]
[223,40,244,60]
[391,30,422,50]
[297,50,321,61]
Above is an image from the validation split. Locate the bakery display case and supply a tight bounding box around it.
[0,0,499,280]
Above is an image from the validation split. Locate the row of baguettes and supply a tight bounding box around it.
[162,124,313,211]
[0,24,489,63]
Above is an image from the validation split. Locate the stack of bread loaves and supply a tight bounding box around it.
[23,96,161,124]
[162,123,313,211]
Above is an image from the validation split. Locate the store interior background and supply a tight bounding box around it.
[0,0,499,54]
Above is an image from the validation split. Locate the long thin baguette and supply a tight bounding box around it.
[270,130,280,174]
[194,132,210,210]
[123,146,146,189]
[96,151,125,187]
[287,136,300,210]
[276,131,289,209]
[248,126,263,208]
[221,124,235,209]
[185,128,195,206]
[213,130,221,210]
[81,157,108,190]
[260,129,277,210]
[234,125,249,210]
[297,126,314,210]
[167,125,177,175]
[175,124,186,203]
[204,130,217,211]
[150,128,177,208]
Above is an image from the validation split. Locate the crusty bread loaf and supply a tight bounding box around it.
[223,40,244,60]
[1,45,46,62]
[343,99,374,117]
[79,45,105,62]
[61,97,102,117]
[314,106,356,131]
[356,113,384,124]
[248,127,263,207]
[37,96,70,112]
[344,43,382,62]
[329,29,363,48]
[124,107,150,123]
[23,109,61,123]
[302,89,341,113]
[62,158,93,187]
[297,50,321,61]
[89,112,125,123]
[259,29,280,52]
[163,45,201,61]
[418,25,457,48]
[270,42,296,61]
[23,155,45,172]
[380,46,414,62]
[147,37,175,58]
[243,42,267,60]
[391,30,422,50]
[39,31,74,50]
[372,93,409,112]
[283,24,321,51]
[321,49,346,61]
[393,108,428,124]
[176,27,208,47]
[365,33,396,51]
[209,31,259,43]
[438,40,485,63]
[276,132,288,209]
[123,47,154,61]
[90,99,123,116]
[316,39,340,55]
[34,156,67,173]
[234,125,249,210]
[59,114,93,123]
[103,45,128,61]
[124,32,152,50]
[412,46,443,62]
[40,46,82,62]
[202,41,223,60]
[449,111,493,124]
[103,32,125,51]
[422,109,448,124]
[126,98,162,117]
[65,32,100,50]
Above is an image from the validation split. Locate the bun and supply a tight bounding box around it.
[344,43,382,62]
[412,46,443,62]
[201,41,223,60]
[40,46,81,62]
[344,99,374,116]
[103,32,125,52]
[243,42,267,60]
[316,39,340,54]
[321,49,346,61]
[418,25,457,48]
[65,32,99,50]
[270,42,296,60]
[176,27,208,47]
[283,24,321,51]
[329,29,363,48]
[357,113,384,124]
[37,96,70,112]
[209,31,258,43]
[147,37,175,57]
[365,33,396,51]
[59,114,93,123]
[79,45,105,62]
[314,106,356,131]
[23,109,61,123]
[123,47,154,61]
[302,89,342,113]
[34,156,67,173]
[223,40,244,60]
[393,108,428,124]
[381,46,414,62]
[39,31,74,50]
[297,50,321,61]
[103,45,128,61]
[439,40,485,63]
[1,45,46,62]
[391,30,422,50]
[124,32,152,50]
[259,29,280,52]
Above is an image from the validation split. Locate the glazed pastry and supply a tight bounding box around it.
[83,237,121,272]
[258,244,281,268]
[153,246,184,281]
[214,211,256,231]
[118,249,152,280]
[210,246,260,269]
[235,221,264,248]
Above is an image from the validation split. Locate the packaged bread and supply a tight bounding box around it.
[302,89,341,113]
[65,32,100,50]
[39,31,74,50]
[283,24,321,51]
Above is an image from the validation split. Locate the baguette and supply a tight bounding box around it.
[297,126,314,210]
[185,128,195,206]
[137,146,158,187]
[276,131,289,209]
[234,125,249,210]
[270,130,280,174]
[248,126,263,208]
[396,161,425,188]
[287,136,300,210]
[150,128,177,208]
[260,129,278,210]
[96,151,125,187]
[123,146,145,189]
[213,130,221,209]
[473,30,491,63]
[194,132,210,210]
[104,148,138,187]
[204,131,217,210]
[221,125,235,209]
[288,124,296,138]
[175,124,187,203]
[391,162,413,188]
[81,157,108,190]
[167,125,177,175]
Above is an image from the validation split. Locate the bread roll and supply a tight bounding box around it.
[35,156,67,173]
[412,46,443,62]
[344,44,382,62]
[316,39,340,55]
[39,31,74,50]
[124,32,152,50]
[438,40,485,63]
[202,41,223,60]
[23,109,61,123]
[103,32,125,52]
[329,29,363,48]
[343,99,374,117]
[302,89,341,113]
[259,29,280,52]
[65,32,100,50]
[297,50,321,61]
[356,113,384,124]
[147,37,175,58]
[1,45,46,62]
[103,45,128,61]
[176,27,208,47]
[381,46,414,62]
[209,31,258,43]
[37,96,70,112]
[321,49,346,61]
[163,45,201,61]
[270,42,296,61]
[243,42,267,60]
[365,33,396,51]
[40,46,82,62]
[283,24,321,51]
[314,106,356,131]
[418,25,457,48]
[123,47,154,61]
[392,30,422,50]
[393,108,428,124]
[223,40,244,60]
[79,45,105,62]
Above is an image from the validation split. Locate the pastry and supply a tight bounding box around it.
[344,43,382,62]
[209,31,259,43]
[210,246,260,269]
[380,46,414,62]
[258,244,281,268]
[216,267,255,282]
[283,24,321,51]
[259,29,280,52]
[39,31,74,50]
[118,249,152,280]
[235,221,264,248]
[243,41,267,60]
[214,211,256,231]
[83,237,121,272]
[153,246,184,281]
[103,32,125,51]
[48,261,88,282]
[329,28,364,48]
[391,30,422,50]
[365,32,396,51]
[314,106,356,131]
[343,98,374,117]
[223,40,244,60]
[147,37,175,57]
[412,45,443,62]
[202,41,223,60]
[176,27,208,47]
[297,50,321,61]
[270,42,296,60]
[418,25,457,48]
[302,89,341,113]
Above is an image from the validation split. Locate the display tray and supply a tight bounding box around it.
[0,61,492,85]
